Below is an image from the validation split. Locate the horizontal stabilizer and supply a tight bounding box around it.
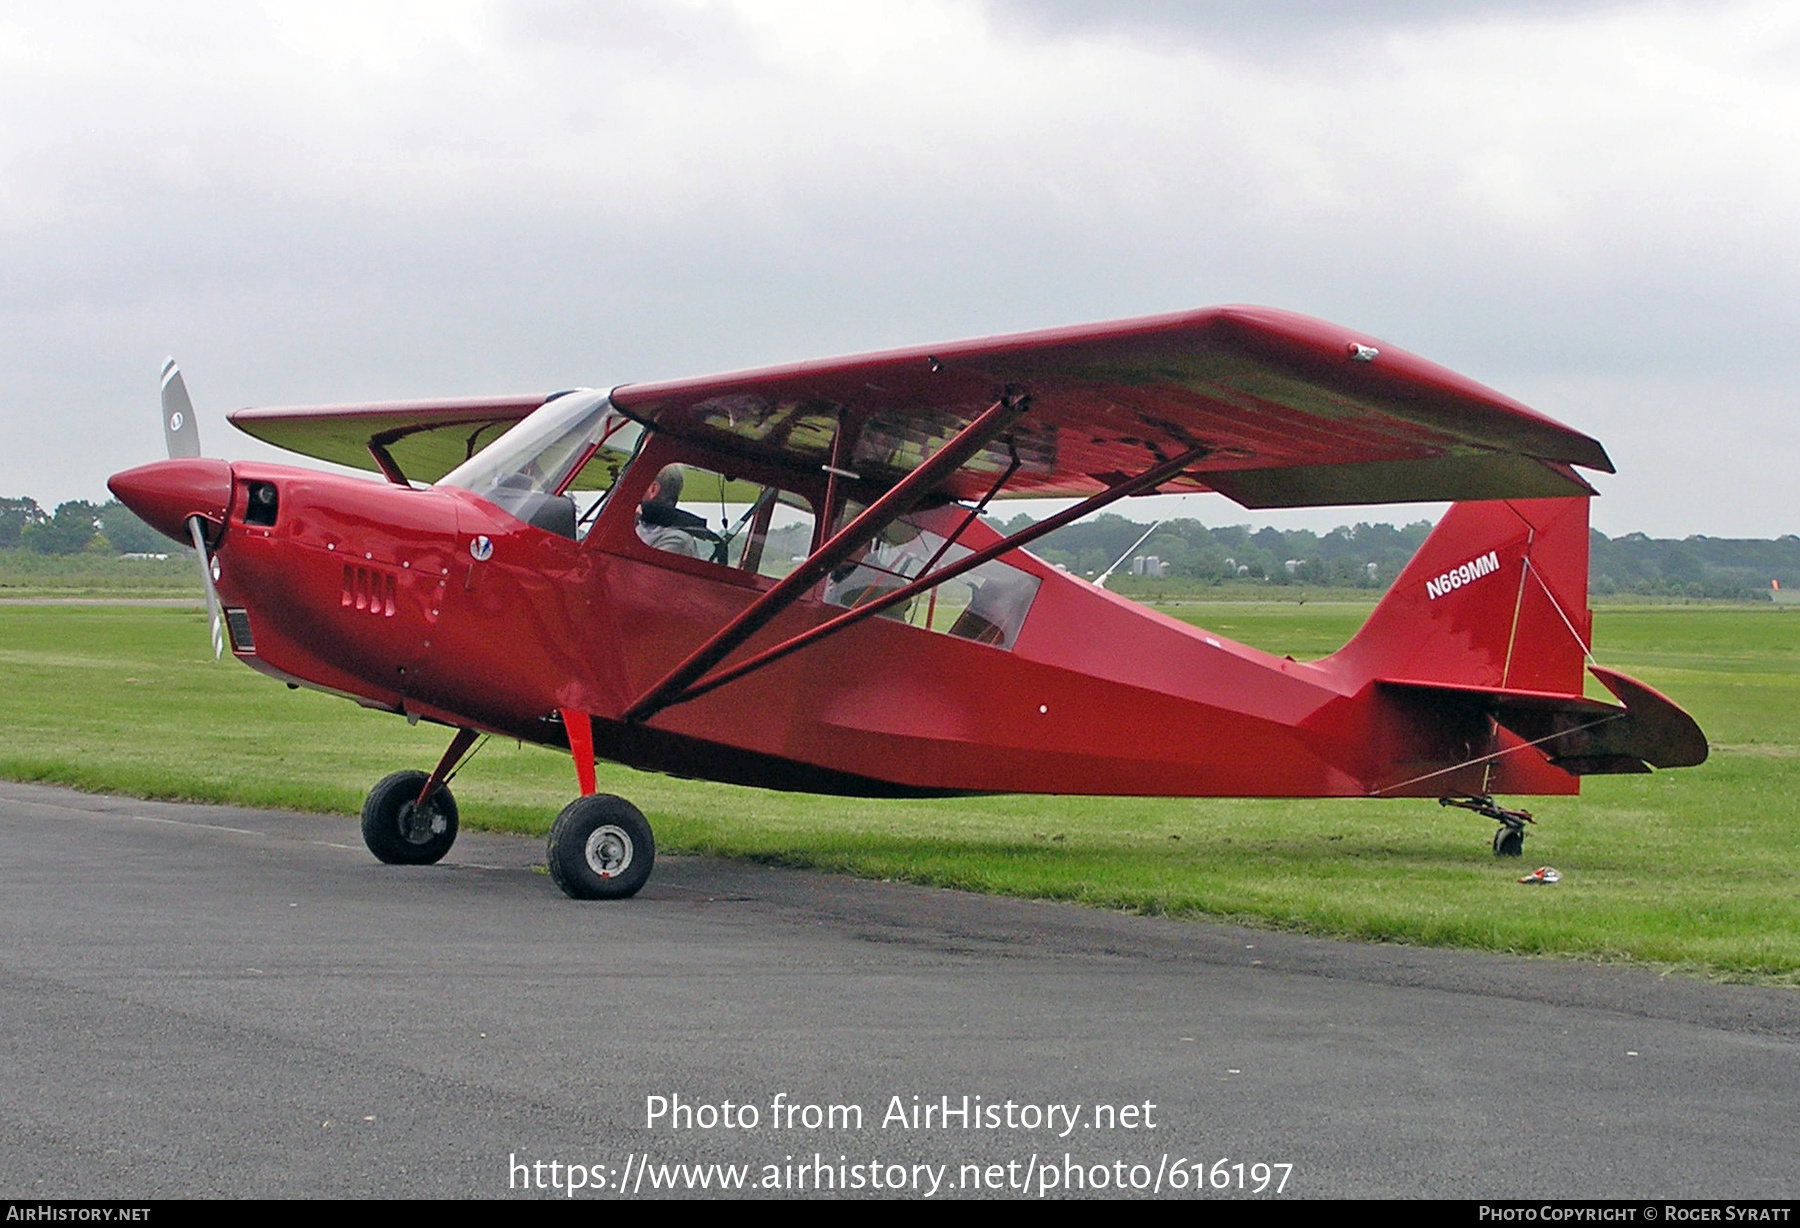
[1379,666,1708,776]
[1578,667,1710,769]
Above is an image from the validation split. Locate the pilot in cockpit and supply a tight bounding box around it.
[635,465,720,560]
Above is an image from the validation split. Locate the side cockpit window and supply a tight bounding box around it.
[822,506,1040,650]
[568,423,646,541]
[634,464,816,581]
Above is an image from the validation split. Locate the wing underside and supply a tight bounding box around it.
[230,395,549,484]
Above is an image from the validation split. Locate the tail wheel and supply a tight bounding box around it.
[1443,796,1534,859]
[547,794,655,900]
[361,770,458,865]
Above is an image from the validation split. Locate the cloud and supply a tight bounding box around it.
[1,0,1795,536]
[985,0,1637,58]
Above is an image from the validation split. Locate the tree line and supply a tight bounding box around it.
[7,493,1796,599]
[991,512,1800,600]
[0,497,172,556]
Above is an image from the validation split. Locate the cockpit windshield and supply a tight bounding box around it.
[439,389,644,539]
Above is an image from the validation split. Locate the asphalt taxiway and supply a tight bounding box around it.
[1,781,1794,1199]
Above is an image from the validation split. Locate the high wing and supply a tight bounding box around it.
[226,306,1609,508]
[610,306,1611,507]
[230,395,550,485]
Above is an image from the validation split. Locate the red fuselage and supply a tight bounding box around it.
[111,438,1582,802]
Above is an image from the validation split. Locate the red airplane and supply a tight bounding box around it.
[108,306,1707,900]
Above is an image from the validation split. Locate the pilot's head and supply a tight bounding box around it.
[643,465,684,508]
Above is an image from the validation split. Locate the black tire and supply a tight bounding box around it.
[1493,826,1525,857]
[361,770,458,865]
[547,794,654,900]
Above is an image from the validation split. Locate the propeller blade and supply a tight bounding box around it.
[162,361,220,658]
[162,359,202,459]
[187,515,225,660]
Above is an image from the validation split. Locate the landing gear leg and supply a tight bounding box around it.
[1440,794,1534,858]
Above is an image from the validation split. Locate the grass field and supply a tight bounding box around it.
[1,600,1794,982]
[0,549,194,599]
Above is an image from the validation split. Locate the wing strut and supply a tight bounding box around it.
[368,439,411,486]
[367,420,457,487]
[640,443,1211,716]
[623,395,1029,723]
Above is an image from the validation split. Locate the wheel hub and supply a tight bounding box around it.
[400,800,447,845]
[584,825,633,878]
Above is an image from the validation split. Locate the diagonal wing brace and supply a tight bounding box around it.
[634,443,1212,719]
[622,395,1029,723]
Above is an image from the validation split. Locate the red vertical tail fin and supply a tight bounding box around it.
[1327,497,1592,696]
[1325,498,1705,796]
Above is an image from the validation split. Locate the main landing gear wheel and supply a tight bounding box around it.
[361,770,459,865]
[1492,825,1525,858]
[547,794,655,900]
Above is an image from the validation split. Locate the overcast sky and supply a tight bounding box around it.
[4,0,1796,538]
